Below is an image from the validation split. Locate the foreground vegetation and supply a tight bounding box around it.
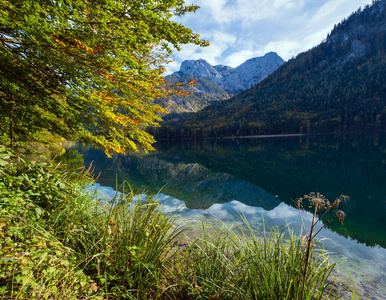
[0,146,352,299]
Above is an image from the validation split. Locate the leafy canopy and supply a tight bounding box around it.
[0,0,208,155]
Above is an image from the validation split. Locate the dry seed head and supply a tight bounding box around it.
[332,198,340,209]
[332,194,350,209]
[305,192,329,211]
[336,210,346,225]
[295,198,304,209]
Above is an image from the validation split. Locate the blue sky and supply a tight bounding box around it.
[166,0,373,74]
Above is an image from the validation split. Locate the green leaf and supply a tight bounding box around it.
[35,207,42,216]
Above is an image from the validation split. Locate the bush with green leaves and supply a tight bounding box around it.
[0,146,99,299]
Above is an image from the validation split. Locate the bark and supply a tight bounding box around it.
[9,99,15,151]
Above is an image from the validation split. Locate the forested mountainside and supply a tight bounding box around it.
[150,0,386,139]
[156,52,284,114]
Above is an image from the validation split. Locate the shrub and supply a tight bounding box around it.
[0,146,99,299]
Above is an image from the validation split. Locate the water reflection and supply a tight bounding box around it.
[72,134,386,248]
[92,183,386,299]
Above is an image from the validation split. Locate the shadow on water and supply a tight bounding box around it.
[69,133,386,249]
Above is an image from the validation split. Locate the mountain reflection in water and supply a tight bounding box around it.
[70,133,386,299]
[72,133,386,249]
[90,181,386,299]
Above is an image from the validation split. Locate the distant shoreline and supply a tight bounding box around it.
[156,131,386,141]
[223,133,307,139]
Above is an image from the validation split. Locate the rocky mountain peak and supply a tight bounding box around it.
[177,59,223,83]
[169,52,285,95]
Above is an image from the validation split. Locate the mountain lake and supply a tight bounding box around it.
[66,133,386,299]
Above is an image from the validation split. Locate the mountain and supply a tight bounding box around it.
[215,52,285,94]
[157,52,284,114]
[151,0,386,138]
[172,52,284,94]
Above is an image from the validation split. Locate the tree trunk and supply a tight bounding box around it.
[9,99,15,151]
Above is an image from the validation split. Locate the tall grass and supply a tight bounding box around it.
[74,182,183,299]
[172,214,336,300]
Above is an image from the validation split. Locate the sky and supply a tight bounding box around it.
[165,0,374,74]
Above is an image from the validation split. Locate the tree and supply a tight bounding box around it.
[0,0,208,155]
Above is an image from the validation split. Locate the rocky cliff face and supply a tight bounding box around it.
[326,0,386,66]
[219,52,285,94]
[160,52,284,114]
[169,52,285,95]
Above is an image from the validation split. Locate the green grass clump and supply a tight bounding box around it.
[0,145,350,299]
[76,184,182,299]
[172,216,335,300]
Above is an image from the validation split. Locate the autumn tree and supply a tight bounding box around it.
[0,0,208,155]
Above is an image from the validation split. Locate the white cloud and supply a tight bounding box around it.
[189,31,237,65]
[195,0,305,25]
[166,0,374,73]
[164,31,237,73]
[224,50,263,67]
[164,60,180,75]
[265,203,299,219]
[262,40,302,60]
